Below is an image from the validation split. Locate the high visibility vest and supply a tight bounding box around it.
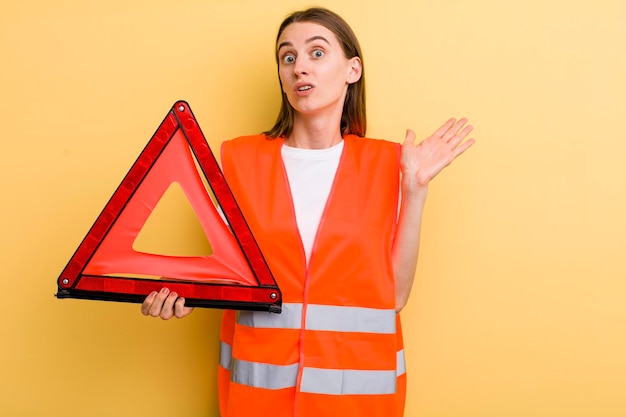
[218,134,406,417]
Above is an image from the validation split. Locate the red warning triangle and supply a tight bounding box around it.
[56,101,281,313]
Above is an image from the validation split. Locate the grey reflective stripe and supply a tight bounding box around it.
[237,303,395,334]
[397,349,406,376]
[231,358,298,390]
[300,367,397,395]
[237,303,302,329]
[231,355,405,392]
[305,304,396,334]
[219,341,232,371]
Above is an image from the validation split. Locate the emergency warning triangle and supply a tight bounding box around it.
[56,101,281,313]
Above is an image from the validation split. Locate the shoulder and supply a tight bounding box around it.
[221,134,284,171]
[345,134,397,146]
[344,134,400,156]
[222,133,268,148]
[221,133,278,156]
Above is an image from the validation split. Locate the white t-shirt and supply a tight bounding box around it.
[281,141,344,265]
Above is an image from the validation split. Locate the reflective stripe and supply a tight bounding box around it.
[232,303,401,392]
[397,349,406,377]
[237,303,302,329]
[238,303,395,334]
[300,367,396,395]
[219,341,232,371]
[231,358,298,390]
[230,354,405,392]
[305,304,396,334]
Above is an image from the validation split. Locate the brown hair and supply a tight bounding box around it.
[264,7,366,138]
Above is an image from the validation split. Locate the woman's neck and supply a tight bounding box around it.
[285,114,343,149]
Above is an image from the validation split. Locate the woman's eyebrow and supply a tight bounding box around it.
[277,35,331,51]
[305,35,330,45]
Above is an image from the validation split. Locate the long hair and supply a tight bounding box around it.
[264,7,366,138]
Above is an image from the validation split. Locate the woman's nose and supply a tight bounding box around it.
[293,59,308,76]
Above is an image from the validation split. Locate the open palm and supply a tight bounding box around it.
[401,118,475,189]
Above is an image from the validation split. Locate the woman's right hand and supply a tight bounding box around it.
[141,287,194,319]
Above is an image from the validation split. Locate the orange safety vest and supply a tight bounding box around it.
[218,134,406,417]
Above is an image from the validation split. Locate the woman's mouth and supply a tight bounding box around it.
[295,83,314,95]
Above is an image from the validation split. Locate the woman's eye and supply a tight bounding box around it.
[283,54,295,64]
[312,49,324,58]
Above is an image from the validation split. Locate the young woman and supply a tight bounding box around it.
[142,7,474,417]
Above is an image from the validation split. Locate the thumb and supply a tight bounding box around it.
[402,129,416,147]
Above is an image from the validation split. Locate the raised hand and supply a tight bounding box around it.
[401,118,475,191]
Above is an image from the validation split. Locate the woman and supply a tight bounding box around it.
[142,7,474,417]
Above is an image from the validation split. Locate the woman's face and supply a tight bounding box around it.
[276,22,361,118]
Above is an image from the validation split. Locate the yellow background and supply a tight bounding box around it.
[1,0,625,416]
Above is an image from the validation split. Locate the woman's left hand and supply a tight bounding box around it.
[401,118,475,192]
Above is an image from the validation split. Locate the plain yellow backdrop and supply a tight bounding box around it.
[1,0,625,416]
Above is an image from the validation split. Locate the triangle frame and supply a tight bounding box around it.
[56,101,282,313]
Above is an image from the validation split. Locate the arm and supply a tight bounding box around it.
[392,118,475,312]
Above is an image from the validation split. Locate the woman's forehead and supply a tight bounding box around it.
[277,22,338,47]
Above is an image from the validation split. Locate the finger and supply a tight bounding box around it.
[451,137,476,159]
[449,124,473,147]
[148,287,170,317]
[160,292,179,320]
[141,291,158,316]
[174,297,194,319]
[443,118,468,142]
[432,118,456,139]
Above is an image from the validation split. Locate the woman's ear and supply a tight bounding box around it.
[347,56,362,84]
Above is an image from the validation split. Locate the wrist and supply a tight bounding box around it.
[401,182,428,201]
